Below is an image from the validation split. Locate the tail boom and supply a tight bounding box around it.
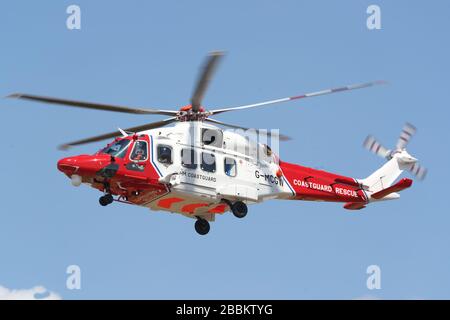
[279,161,368,204]
[278,152,416,210]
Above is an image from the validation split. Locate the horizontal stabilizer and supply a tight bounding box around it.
[371,178,413,200]
[343,202,366,210]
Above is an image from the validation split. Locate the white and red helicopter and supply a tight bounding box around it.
[8,52,427,235]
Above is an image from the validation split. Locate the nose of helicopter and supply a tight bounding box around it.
[57,154,113,176]
[57,156,79,175]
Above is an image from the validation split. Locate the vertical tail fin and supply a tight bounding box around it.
[361,156,404,192]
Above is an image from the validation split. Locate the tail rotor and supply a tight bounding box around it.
[363,123,427,181]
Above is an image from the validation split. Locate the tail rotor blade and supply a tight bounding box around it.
[396,122,416,150]
[363,135,391,158]
[409,162,427,181]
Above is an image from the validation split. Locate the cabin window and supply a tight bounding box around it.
[224,157,237,177]
[181,148,197,169]
[264,144,273,156]
[157,145,173,164]
[101,139,130,159]
[201,152,216,172]
[201,128,223,148]
[130,140,148,162]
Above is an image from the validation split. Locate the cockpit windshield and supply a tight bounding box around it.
[100,139,131,158]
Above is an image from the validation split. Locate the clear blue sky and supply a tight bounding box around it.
[0,0,449,299]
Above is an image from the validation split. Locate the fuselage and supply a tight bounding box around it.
[57,121,367,220]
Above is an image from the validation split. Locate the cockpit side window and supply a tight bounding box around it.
[157,145,173,164]
[130,141,148,162]
[101,139,131,159]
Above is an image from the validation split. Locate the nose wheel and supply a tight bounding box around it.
[194,217,210,235]
[99,194,114,206]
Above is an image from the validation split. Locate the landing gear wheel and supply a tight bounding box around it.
[231,201,248,218]
[99,194,114,206]
[194,218,210,235]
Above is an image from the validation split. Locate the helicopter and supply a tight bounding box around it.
[7,52,427,235]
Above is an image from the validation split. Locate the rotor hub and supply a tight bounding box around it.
[177,105,209,121]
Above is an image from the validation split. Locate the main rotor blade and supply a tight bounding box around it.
[396,122,416,150]
[7,93,177,116]
[59,117,177,150]
[363,135,391,159]
[205,118,291,141]
[191,51,224,112]
[209,80,386,115]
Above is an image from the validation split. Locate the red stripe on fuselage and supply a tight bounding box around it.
[158,197,184,209]
[279,161,366,203]
[208,204,227,214]
[181,203,210,214]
